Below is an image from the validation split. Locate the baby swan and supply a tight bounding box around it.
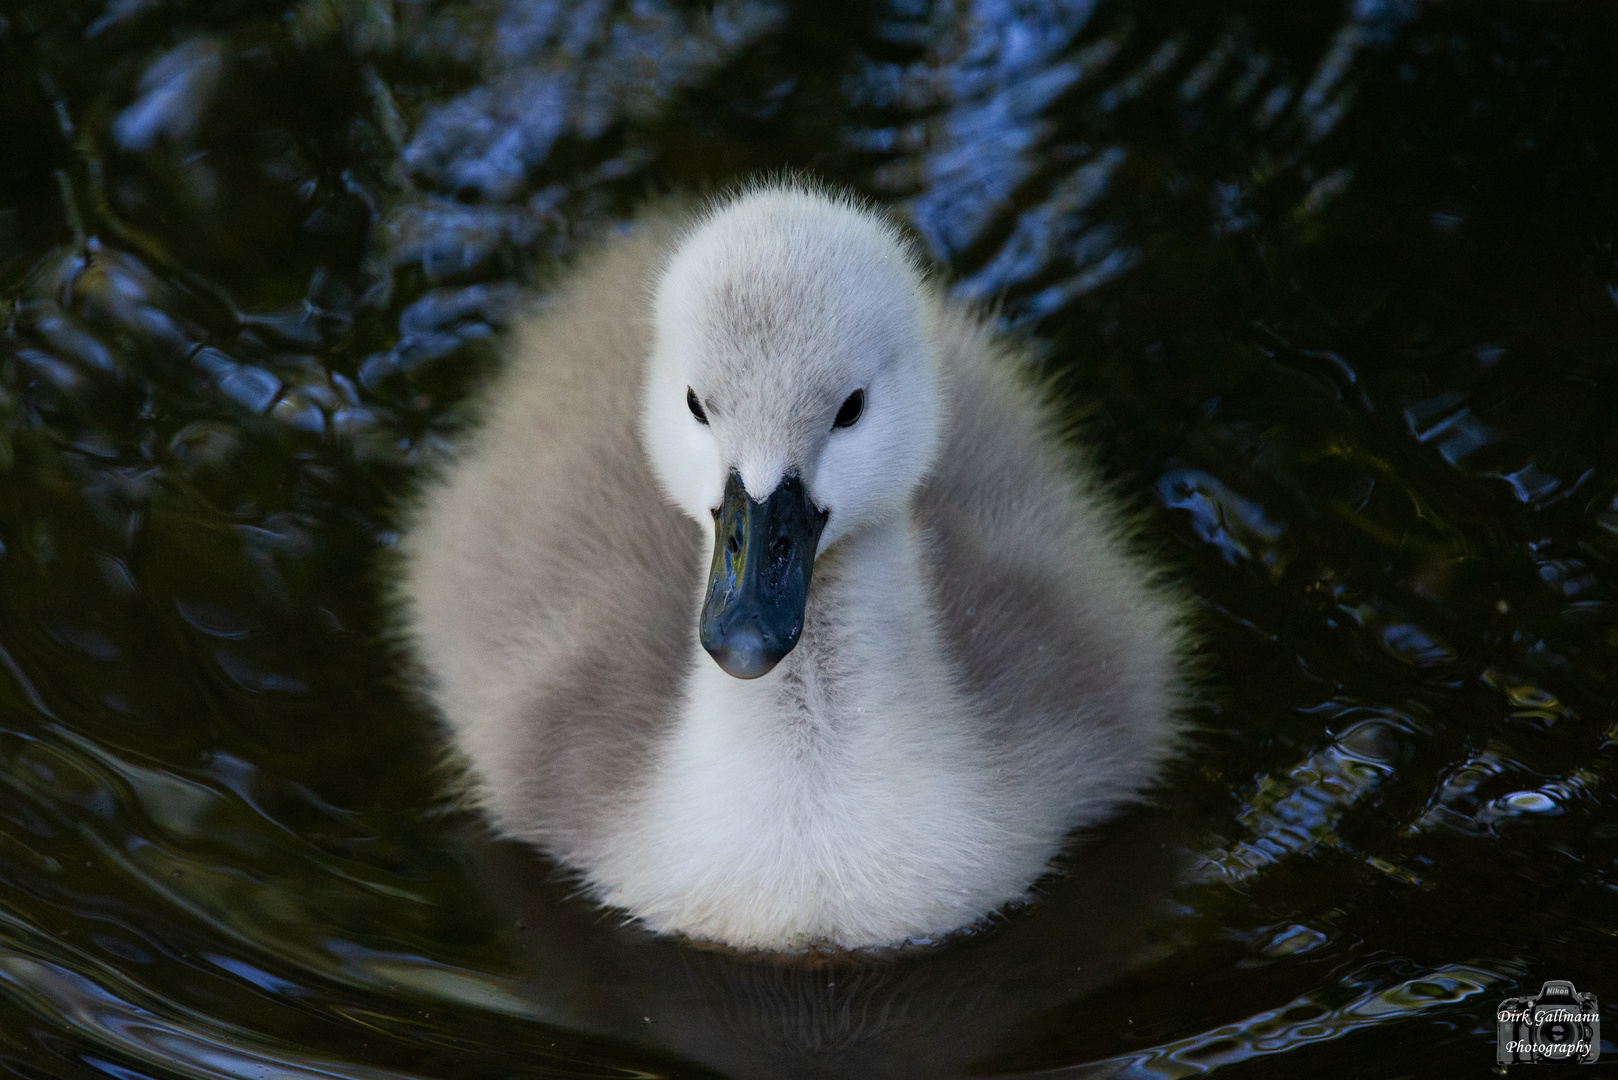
[398,184,1188,951]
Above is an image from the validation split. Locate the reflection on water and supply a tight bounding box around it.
[3,0,1617,1075]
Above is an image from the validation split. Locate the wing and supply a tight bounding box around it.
[397,221,702,857]
[914,300,1188,822]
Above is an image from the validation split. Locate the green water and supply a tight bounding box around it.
[0,0,1614,1076]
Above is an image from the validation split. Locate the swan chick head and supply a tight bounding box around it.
[642,185,942,549]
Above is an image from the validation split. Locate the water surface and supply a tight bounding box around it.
[2,0,1616,1076]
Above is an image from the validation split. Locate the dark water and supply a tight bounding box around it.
[2,0,1616,1076]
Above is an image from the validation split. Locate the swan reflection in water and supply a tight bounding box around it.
[465,808,1189,1080]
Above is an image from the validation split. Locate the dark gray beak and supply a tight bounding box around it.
[700,471,829,679]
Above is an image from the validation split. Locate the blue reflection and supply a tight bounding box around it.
[1159,469,1287,566]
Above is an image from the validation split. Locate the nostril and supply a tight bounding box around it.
[727,535,740,555]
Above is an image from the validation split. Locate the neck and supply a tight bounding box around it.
[693,509,951,745]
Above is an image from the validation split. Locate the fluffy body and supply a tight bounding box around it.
[398,185,1187,950]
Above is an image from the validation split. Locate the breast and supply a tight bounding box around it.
[585,529,1068,950]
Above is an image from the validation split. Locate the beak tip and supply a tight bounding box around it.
[701,627,788,679]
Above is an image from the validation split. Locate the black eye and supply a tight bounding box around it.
[833,389,864,429]
[687,387,708,425]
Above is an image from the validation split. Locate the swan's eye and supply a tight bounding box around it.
[833,389,864,429]
[687,387,709,425]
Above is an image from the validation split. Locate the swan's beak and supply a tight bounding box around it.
[700,471,828,679]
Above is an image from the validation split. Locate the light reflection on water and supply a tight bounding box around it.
[2,0,1617,1075]
[1039,965,1500,1079]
